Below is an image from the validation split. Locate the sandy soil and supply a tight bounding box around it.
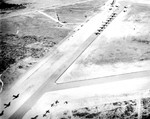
[57,2,150,83]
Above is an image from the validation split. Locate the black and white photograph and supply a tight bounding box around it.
[0,0,150,119]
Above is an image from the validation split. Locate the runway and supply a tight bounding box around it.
[1,1,150,119]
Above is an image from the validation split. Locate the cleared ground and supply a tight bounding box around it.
[20,1,150,119]
[57,2,150,83]
[0,0,106,91]
[0,0,150,119]
[44,0,106,24]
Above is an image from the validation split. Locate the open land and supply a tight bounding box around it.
[0,0,150,119]
[0,0,106,91]
[57,1,150,83]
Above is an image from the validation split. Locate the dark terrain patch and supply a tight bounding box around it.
[0,0,27,11]
[142,97,150,119]
[0,33,57,90]
[85,112,100,118]
[0,34,56,74]
[132,39,150,45]
[71,100,138,119]
[73,112,89,117]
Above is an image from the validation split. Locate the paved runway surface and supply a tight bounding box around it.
[1,1,150,119]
